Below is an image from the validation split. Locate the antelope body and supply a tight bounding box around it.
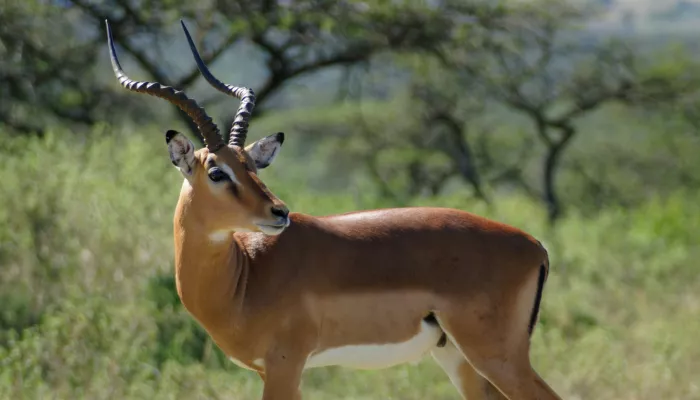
[106,20,563,400]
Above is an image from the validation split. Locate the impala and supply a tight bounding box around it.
[105,20,562,400]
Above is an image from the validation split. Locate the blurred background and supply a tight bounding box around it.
[1,0,699,399]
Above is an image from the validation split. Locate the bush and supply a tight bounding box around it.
[1,127,698,399]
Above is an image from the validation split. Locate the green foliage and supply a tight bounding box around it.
[146,273,209,367]
[2,0,700,397]
[1,0,459,136]
[1,127,699,399]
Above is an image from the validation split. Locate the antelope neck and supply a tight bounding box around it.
[173,203,249,330]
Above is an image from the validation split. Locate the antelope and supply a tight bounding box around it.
[105,20,562,400]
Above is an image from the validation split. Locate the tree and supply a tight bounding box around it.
[425,0,698,222]
[1,0,455,143]
[0,1,109,135]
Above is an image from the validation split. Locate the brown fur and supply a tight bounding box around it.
[173,146,562,400]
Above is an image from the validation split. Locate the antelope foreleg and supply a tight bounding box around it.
[261,353,305,400]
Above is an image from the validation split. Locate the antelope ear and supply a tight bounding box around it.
[165,130,196,176]
[245,132,284,169]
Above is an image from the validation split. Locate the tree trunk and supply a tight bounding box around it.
[542,124,575,224]
[433,113,488,202]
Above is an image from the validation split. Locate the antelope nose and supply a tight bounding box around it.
[270,205,289,219]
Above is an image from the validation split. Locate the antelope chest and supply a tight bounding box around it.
[209,330,266,372]
[303,320,443,370]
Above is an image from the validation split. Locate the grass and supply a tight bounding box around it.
[0,126,698,399]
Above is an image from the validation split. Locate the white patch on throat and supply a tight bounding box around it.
[304,320,442,370]
[209,230,232,243]
[244,232,267,258]
[209,228,261,244]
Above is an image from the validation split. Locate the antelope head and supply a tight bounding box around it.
[106,20,289,236]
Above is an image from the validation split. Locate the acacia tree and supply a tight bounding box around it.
[333,0,697,222]
[1,0,454,142]
[428,0,696,223]
[0,1,109,134]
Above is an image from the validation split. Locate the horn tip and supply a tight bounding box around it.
[180,19,195,48]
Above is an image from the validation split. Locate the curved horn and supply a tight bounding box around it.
[180,20,256,148]
[105,20,226,152]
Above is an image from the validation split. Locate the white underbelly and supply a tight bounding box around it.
[304,320,443,370]
[228,357,264,371]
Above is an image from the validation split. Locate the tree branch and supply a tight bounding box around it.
[255,45,374,108]
[542,123,576,224]
[430,112,488,202]
[553,81,633,125]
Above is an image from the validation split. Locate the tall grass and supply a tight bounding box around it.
[1,127,698,399]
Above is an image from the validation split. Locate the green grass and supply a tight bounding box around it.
[1,127,699,399]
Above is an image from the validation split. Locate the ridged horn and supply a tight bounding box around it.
[105,20,226,152]
[180,20,256,148]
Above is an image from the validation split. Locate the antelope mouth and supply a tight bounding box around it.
[256,221,289,236]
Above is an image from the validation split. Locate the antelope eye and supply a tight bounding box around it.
[208,168,229,182]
